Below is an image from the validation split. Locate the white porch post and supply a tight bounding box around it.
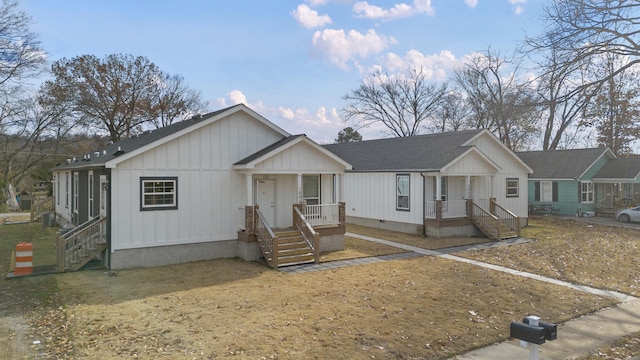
[245,173,253,206]
[297,173,303,203]
[490,175,495,198]
[465,176,471,199]
[435,174,441,200]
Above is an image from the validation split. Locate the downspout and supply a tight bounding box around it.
[105,168,112,271]
[420,173,426,237]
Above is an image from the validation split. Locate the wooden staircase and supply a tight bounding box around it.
[272,229,316,267]
[57,216,107,272]
[471,201,520,241]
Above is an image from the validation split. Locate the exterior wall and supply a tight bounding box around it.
[110,111,285,254]
[343,172,425,226]
[53,170,73,226]
[347,215,423,235]
[466,133,530,217]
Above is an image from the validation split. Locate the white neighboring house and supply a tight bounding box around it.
[324,129,533,239]
[52,104,351,270]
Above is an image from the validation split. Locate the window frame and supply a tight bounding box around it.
[506,178,519,198]
[396,174,410,211]
[140,177,179,211]
[581,181,594,203]
[302,175,320,206]
[88,171,94,218]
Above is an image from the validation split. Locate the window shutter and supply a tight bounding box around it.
[552,182,558,202]
[578,182,581,203]
[534,182,540,201]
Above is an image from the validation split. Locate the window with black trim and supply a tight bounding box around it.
[140,177,178,210]
[506,178,519,197]
[396,174,410,211]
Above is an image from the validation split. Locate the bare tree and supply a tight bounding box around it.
[530,37,591,150]
[151,73,203,128]
[39,54,203,142]
[583,53,640,155]
[342,67,448,137]
[0,0,45,86]
[434,89,471,133]
[529,0,640,95]
[455,49,539,150]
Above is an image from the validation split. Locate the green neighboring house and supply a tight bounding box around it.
[517,148,615,216]
[592,158,640,212]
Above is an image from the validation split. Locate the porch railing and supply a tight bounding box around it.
[31,196,54,222]
[471,203,500,240]
[490,199,521,237]
[294,207,320,263]
[255,208,278,268]
[58,216,107,271]
[424,200,468,219]
[302,203,340,226]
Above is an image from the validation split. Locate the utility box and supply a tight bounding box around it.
[510,321,546,345]
[42,213,54,227]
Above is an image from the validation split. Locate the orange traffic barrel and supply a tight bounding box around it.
[14,242,33,275]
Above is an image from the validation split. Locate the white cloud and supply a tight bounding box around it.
[514,6,523,14]
[465,0,478,8]
[353,0,434,21]
[508,0,527,3]
[379,49,458,82]
[312,28,393,70]
[291,4,332,28]
[215,90,343,143]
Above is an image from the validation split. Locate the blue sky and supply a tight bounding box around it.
[21,0,546,143]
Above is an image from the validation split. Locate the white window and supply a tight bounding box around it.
[540,181,553,202]
[140,177,178,210]
[397,174,410,210]
[506,178,519,197]
[88,171,94,218]
[303,175,320,205]
[581,181,594,203]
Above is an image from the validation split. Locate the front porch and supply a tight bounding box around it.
[595,182,640,216]
[424,199,521,240]
[238,202,346,268]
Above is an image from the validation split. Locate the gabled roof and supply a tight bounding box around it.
[592,158,640,181]
[52,104,290,171]
[516,148,614,179]
[233,135,352,170]
[322,129,485,172]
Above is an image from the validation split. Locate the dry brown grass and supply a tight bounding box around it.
[460,218,640,297]
[2,218,638,359]
[56,256,615,360]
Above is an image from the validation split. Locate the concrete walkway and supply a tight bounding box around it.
[283,232,640,359]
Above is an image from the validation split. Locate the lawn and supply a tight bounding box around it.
[0,218,637,359]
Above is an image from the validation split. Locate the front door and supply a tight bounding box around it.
[257,179,276,226]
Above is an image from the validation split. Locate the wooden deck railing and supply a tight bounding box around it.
[294,206,320,264]
[57,216,107,272]
[471,203,500,240]
[30,196,54,222]
[255,208,278,268]
[490,199,521,237]
[302,203,340,226]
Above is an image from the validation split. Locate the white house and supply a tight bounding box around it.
[324,129,533,239]
[52,104,351,270]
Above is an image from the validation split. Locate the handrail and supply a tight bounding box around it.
[490,199,521,237]
[255,208,278,268]
[294,206,320,263]
[302,203,339,226]
[471,203,500,240]
[58,216,107,271]
[61,216,102,240]
[30,196,54,221]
